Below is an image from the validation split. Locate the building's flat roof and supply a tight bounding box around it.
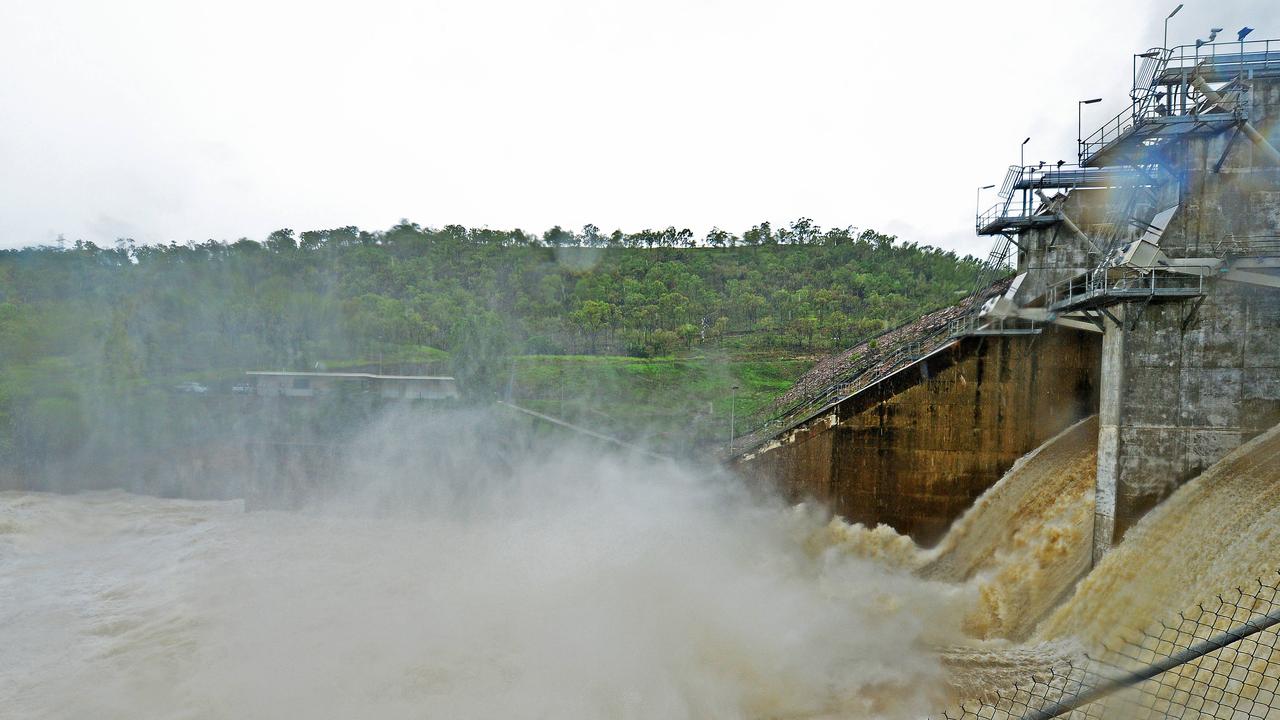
[246,371,456,381]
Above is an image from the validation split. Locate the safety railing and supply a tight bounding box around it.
[978,164,1167,234]
[1132,46,1168,99]
[997,164,1023,199]
[939,569,1280,720]
[1214,234,1280,258]
[977,167,1031,233]
[1079,49,1171,164]
[734,280,1019,455]
[948,314,986,337]
[976,195,1049,234]
[1046,269,1203,310]
[1160,38,1280,84]
[730,323,958,454]
[976,203,1034,233]
[1011,164,1153,192]
[1078,102,1174,166]
[949,316,1042,338]
[1077,40,1278,165]
[974,164,1152,233]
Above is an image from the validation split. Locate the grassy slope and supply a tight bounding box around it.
[510,350,813,453]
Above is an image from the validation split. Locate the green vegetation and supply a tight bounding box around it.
[510,353,813,451]
[0,219,981,471]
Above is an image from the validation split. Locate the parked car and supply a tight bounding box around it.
[174,381,209,394]
[231,383,254,395]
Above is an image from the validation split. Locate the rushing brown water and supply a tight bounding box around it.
[942,423,1280,719]
[811,416,1099,641]
[815,415,1280,718]
[1040,422,1280,646]
[7,415,1277,719]
[0,450,968,720]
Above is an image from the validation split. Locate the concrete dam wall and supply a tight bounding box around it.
[739,40,1280,563]
[737,326,1100,545]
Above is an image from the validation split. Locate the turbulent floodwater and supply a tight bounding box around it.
[818,417,1280,717]
[0,446,968,720]
[7,413,1279,719]
[1041,420,1280,645]
[815,416,1100,641]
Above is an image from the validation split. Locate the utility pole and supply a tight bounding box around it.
[728,384,739,452]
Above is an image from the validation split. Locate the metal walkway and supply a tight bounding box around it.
[1080,38,1279,167]
[1046,270,1204,313]
[1157,40,1280,84]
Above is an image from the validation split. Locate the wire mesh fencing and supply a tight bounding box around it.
[940,570,1280,719]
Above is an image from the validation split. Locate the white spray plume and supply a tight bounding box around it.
[0,408,966,719]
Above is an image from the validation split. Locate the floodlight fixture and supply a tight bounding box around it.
[1078,99,1103,161]
[1164,4,1183,49]
[976,185,995,222]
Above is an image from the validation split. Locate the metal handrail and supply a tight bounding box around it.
[1132,46,1167,94]
[1012,164,1157,191]
[733,323,957,450]
[977,164,1165,233]
[975,202,1032,232]
[1046,269,1203,309]
[976,166,1040,232]
[1214,234,1280,257]
[1080,48,1170,164]
[1079,107,1142,163]
[1160,38,1280,83]
[1079,39,1280,164]
[948,314,984,336]
[997,165,1022,200]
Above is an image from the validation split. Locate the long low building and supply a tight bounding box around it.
[245,371,459,400]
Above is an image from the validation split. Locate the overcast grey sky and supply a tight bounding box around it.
[0,0,1271,256]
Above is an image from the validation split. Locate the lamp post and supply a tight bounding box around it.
[728,384,739,452]
[1020,138,1031,214]
[976,184,994,224]
[1078,97,1102,163]
[1164,4,1183,50]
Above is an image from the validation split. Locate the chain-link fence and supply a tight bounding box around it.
[940,570,1280,719]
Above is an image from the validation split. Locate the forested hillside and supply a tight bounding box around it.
[0,219,981,472]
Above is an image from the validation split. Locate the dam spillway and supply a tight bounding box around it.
[7,25,1280,720]
[726,33,1280,719]
[736,36,1280,564]
[735,326,1100,545]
